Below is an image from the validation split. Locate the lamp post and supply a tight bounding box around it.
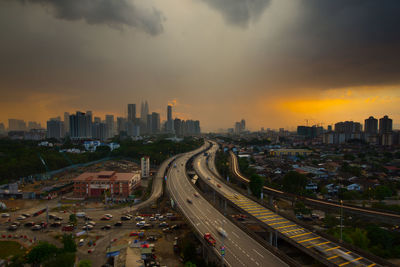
[340,199,343,242]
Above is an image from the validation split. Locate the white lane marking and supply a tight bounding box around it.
[253,249,264,258]
[232,231,239,238]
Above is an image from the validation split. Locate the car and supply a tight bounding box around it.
[8,225,18,231]
[21,213,31,218]
[217,184,221,188]
[101,216,111,221]
[121,216,131,221]
[76,212,86,218]
[207,177,211,180]
[24,221,35,227]
[62,225,75,231]
[79,239,85,247]
[147,236,157,242]
[88,248,95,254]
[114,221,123,227]
[135,216,144,221]
[31,224,41,231]
[129,231,139,236]
[17,216,26,221]
[104,214,113,218]
[50,222,61,227]
[186,198,192,204]
[158,216,166,221]
[155,213,161,218]
[162,227,171,233]
[48,214,56,219]
[40,222,48,228]
[171,224,180,230]
[159,222,168,228]
[142,223,153,229]
[101,225,112,230]
[136,221,146,227]
[166,213,174,218]
[194,193,199,198]
[87,221,96,226]
[217,227,227,237]
[82,224,93,231]
[1,213,10,218]
[149,217,156,221]
[84,216,92,221]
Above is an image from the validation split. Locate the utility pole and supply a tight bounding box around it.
[340,200,343,242]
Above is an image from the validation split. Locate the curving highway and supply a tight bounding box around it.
[166,143,288,267]
[193,141,384,267]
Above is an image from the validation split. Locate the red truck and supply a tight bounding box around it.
[204,233,216,246]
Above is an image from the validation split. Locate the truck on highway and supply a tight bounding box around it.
[204,233,216,246]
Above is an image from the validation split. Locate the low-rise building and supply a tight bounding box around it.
[269,149,312,157]
[73,171,141,198]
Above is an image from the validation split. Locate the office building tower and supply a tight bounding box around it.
[0,123,5,134]
[379,115,392,134]
[93,117,101,123]
[327,125,332,131]
[297,125,323,139]
[64,112,70,134]
[146,114,152,134]
[8,119,26,131]
[28,121,42,129]
[47,119,64,139]
[151,112,160,134]
[128,104,136,122]
[364,116,378,135]
[92,122,107,141]
[174,118,182,136]
[69,111,92,139]
[166,105,174,133]
[240,119,246,131]
[105,115,114,139]
[334,121,362,133]
[117,117,127,134]
[141,156,150,178]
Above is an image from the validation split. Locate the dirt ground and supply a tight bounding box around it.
[2,199,45,210]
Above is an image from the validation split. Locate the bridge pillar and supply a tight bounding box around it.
[269,195,274,207]
[213,191,216,205]
[269,231,273,245]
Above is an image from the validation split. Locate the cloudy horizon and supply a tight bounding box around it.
[1,0,400,131]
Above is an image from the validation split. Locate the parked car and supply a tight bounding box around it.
[78,239,85,247]
[136,221,146,227]
[62,225,75,231]
[121,216,131,221]
[114,221,123,227]
[186,198,192,204]
[135,216,145,221]
[104,214,113,218]
[31,224,41,231]
[101,225,112,230]
[142,223,153,229]
[17,216,26,221]
[24,222,35,227]
[7,224,18,231]
[101,216,111,221]
[76,212,86,218]
[1,213,10,218]
[159,222,168,228]
[21,213,31,218]
[50,222,61,227]
[149,217,156,221]
[82,224,93,231]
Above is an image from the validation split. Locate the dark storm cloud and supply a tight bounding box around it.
[15,0,164,35]
[279,0,400,89]
[200,0,270,27]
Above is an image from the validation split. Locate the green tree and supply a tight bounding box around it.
[294,201,311,215]
[349,228,370,250]
[78,260,92,267]
[43,252,75,267]
[69,214,77,225]
[184,262,197,267]
[27,242,58,266]
[373,185,392,201]
[282,171,307,195]
[249,174,265,198]
[62,234,77,253]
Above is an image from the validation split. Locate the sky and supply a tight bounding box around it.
[1,0,400,132]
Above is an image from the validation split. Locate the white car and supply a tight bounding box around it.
[136,221,146,227]
[135,216,144,221]
[104,214,113,218]
[1,213,10,218]
[217,227,227,238]
[17,215,26,220]
[87,221,96,226]
[76,212,86,218]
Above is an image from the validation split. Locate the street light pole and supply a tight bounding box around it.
[340,199,343,242]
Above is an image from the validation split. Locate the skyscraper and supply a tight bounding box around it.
[128,104,136,122]
[105,115,114,138]
[364,116,378,135]
[64,112,70,134]
[8,119,26,131]
[117,117,127,134]
[69,111,92,139]
[379,115,392,134]
[47,119,64,139]
[151,112,160,133]
[166,105,174,133]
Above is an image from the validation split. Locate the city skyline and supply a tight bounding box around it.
[1,1,400,131]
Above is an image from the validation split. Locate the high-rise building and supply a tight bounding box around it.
[92,122,107,141]
[8,119,26,131]
[0,123,5,135]
[297,125,323,139]
[117,117,127,134]
[64,112,70,134]
[105,115,114,139]
[128,104,136,122]
[364,116,378,135]
[141,156,150,178]
[174,118,182,136]
[146,114,152,134]
[166,105,174,133]
[379,115,392,134]
[94,117,101,123]
[47,119,64,139]
[240,119,246,131]
[151,112,160,134]
[334,121,362,133]
[28,121,42,129]
[69,111,92,139]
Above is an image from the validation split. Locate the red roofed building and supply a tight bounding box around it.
[73,171,141,198]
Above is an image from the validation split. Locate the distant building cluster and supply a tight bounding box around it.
[295,115,398,146]
[1,101,201,141]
